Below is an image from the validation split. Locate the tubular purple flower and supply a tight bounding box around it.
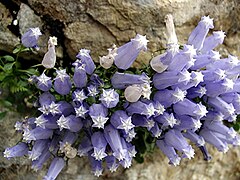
[54,69,72,95]
[104,125,128,161]
[110,110,134,133]
[89,103,109,129]
[167,45,196,72]
[89,156,103,177]
[188,16,214,50]
[36,73,52,91]
[111,72,149,89]
[21,27,42,48]
[114,34,148,70]
[78,136,93,157]
[187,85,207,99]
[76,49,96,75]
[201,31,226,53]
[105,155,119,172]
[100,89,119,108]
[155,112,178,128]
[175,115,202,132]
[59,131,77,150]
[28,140,49,161]
[23,127,53,142]
[199,128,229,153]
[208,96,235,118]
[57,115,83,132]
[126,101,156,118]
[73,68,87,88]
[38,92,56,106]
[164,129,195,159]
[156,140,181,166]
[131,114,155,130]
[4,142,28,159]
[58,101,74,116]
[34,115,58,129]
[44,157,65,180]
[91,132,108,161]
[31,148,51,171]
[183,130,205,147]
[173,99,208,119]
[150,123,162,138]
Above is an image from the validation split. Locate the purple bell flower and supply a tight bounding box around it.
[114,34,148,70]
[164,129,195,159]
[188,16,214,50]
[183,130,205,147]
[155,112,178,128]
[23,127,53,142]
[4,142,28,159]
[199,128,229,153]
[57,115,83,132]
[54,69,72,95]
[175,115,202,132]
[36,73,52,91]
[89,156,103,177]
[78,136,93,157]
[91,132,108,161]
[104,125,128,161]
[38,92,56,106]
[31,148,51,171]
[76,49,96,75]
[131,114,155,131]
[21,27,42,48]
[127,101,157,118]
[173,99,208,119]
[156,140,181,166]
[28,139,49,161]
[110,110,134,133]
[105,155,119,172]
[43,157,65,180]
[73,66,88,88]
[89,103,109,129]
[100,89,119,108]
[111,72,150,89]
[201,31,226,53]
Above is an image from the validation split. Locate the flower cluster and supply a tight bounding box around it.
[4,15,240,179]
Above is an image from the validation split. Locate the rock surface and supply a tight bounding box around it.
[0,0,240,180]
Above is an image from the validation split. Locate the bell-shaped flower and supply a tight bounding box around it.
[89,103,109,129]
[183,130,205,147]
[188,16,214,50]
[42,37,57,69]
[36,72,52,91]
[99,89,119,108]
[28,139,49,161]
[21,27,42,48]
[34,115,59,129]
[54,69,72,95]
[57,115,83,132]
[76,49,95,75]
[89,156,103,177]
[131,114,155,131]
[43,157,65,180]
[164,129,195,159]
[91,132,108,161]
[127,101,157,118]
[38,92,56,106]
[111,72,150,89]
[156,140,181,166]
[173,99,208,119]
[78,136,93,157]
[31,149,51,171]
[104,125,128,161]
[201,30,226,53]
[110,110,135,133]
[175,115,202,132]
[4,142,28,159]
[23,127,53,142]
[155,112,178,128]
[114,34,148,70]
[106,155,119,172]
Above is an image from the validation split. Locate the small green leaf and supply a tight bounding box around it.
[233,123,240,131]
[3,55,15,62]
[0,72,6,81]
[0,111,7,121]
[4,62,15,71]
[0,100,12,107]
[13,46,21,54]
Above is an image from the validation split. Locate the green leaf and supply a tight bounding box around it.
[0,100,12,107]
[13,45,22,54]
[0,111,7,121]
[3,55,15,62]
[233,123,240,131]
[0,72,6,81]
[3,62,15,71]
[134,154,144,163]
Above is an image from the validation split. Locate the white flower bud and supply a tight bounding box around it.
[124,85,142,102]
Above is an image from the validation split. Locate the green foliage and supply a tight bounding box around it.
[0,45,40,116]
